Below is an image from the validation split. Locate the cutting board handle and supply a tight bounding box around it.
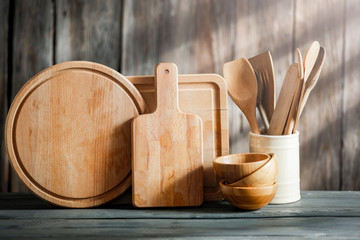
[154,63,180,113]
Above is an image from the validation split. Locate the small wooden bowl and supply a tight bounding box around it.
[220,180,278,210]
[228,153,278,187]
[213,153,270,183]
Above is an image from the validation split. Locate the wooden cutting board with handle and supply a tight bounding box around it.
[127,73,229,202]
[132,63,204,207]
[5,61,147,208]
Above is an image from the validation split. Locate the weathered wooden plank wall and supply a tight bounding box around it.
[230,0,295,158]
[0,0,9,192]
[10,0,54,192]
[56,0,122,69]
[295,0,344,190]
[342,0,360,190]
[0,0,359,192]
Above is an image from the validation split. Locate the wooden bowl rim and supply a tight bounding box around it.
[220,179,278,190]
[213,153,270,165]
[227,153,278,186]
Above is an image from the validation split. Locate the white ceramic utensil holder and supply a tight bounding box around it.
[249,131,301,204]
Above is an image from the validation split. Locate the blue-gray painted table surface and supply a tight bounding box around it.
[0,191,359,239]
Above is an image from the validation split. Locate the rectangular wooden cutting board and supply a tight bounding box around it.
[128,73,229,201]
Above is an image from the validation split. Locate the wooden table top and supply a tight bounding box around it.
[1,191,359,239]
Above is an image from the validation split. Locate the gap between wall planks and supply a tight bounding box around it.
[0,0,10,192]
[0,0,359,192]
[9,0,54,192]
[55,0,122,70]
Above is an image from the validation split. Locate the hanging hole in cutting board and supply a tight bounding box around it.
[165,69,169,74]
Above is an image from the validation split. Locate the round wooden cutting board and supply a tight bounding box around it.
[5,61,147,208]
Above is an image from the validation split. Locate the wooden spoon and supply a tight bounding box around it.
[304,41,320,82]
[248,51,276,129]
[299,46,326,116]
[268,63,299,135]
[223,58,260,134]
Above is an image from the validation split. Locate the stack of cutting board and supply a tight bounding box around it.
[5,61,229,208]
[128,69,229,203]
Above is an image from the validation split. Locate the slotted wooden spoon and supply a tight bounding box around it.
[253,69,268,130]
[248,51,276,131]
[223,58,260,134]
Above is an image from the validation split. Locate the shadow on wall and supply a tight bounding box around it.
[1,0,360,192]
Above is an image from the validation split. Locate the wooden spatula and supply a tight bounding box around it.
[283,73,303,135]
[223,58,260,134]
[248,51,276,129]
[268,63,299,135]
[132,63,203,208]
[283,49,305,135]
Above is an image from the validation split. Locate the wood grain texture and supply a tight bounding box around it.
[248,51,276,125]
[122,0,234,200]
[11,0,54,192]
[232,0,295,151]
[291,48,305,133]
[128,74,229,201]
[1,217,360,239]
[294,0,344,190]
[0,0,9,192]
[299,47,326,115]
[342,0,360,190]
[5,61,147,208]
[55,0,127,204]
[122,0,235,75]
[283,72,304,135]
[268,63,299,135]
[220,180,277,210]
[132,63,203,207]
[1,192,360,239]
[228,153,278,187]
[55,0,121,70]
[121,0,162,75]
[123,0,235,75]
[223,58,260,134]
[303,41,320,83]
[213,153,271,184]
[1,191,359,217]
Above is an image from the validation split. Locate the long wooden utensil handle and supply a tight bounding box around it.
[283,77,304,135]
[268,63,299,135]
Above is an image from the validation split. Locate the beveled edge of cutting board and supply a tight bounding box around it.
[127,73,229,201]
[5,61,147,208]
[128,74,228,110]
